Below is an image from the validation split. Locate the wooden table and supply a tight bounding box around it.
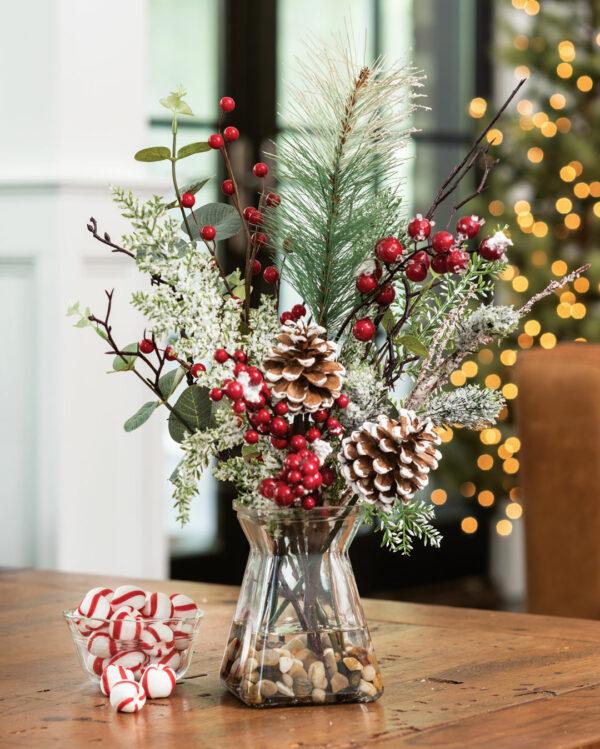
[2,570,600,748]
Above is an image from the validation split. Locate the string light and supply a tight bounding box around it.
[575,337,587,343]
[478,490,495,507]
[517,99,533,115]
[555,197,572,214]
[571,303,586,319]
[594,202,600,218]
[590,182,600,197]
[574,277,590,293]
[558,40,576,61]
[549,93,566,109]
[512,275,529,292]
[462,361,479,378]
[556,117,571,133]
[532,221,548,237]
[515,65,530,79]
[540,332,557,349]
[460,482,476,498]
[498,444,512,460]
[564,213,581,230]
[503,457,520,474]
[514,35,529,50]
[511,0,527,7]
[500,350,517,366]
[551,259,568,276]
[469,97,487,118]
[524,320,541,336]
[486,128,504,145]
[556,302,571,318]
[560,165,577,182]
[556,63,573,78]
[500,264,517,281]
[517,333,534,349]
[477,454,494,470]
[461,517,478,534]
[502,383,519,400]
[450,370,466,386]
[524,0,540,15]
[436,426,454,443]
[478,348,494,364]
[560,291,576,304]
[480,428,502,445]
[531,249,547,266]
[489,200,504,216]
[506,503,523,520]
[496,519,513,536]
[541,122,557,138]
[577,75,593,92]
[570,160,584,176]
[505,437,521,453]
[431,489,447,506]
[574,182,590,198]
[527,147,544,163]
[532,111,548,127]
[485,374,501,389]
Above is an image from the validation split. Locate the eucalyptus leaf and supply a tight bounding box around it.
[159,86,193,116]
[165,178,211,209]
[394,334,429,358]
[159,367,186,399]
[182,203,242,241]
[176,141,211,159]
[168,385,212,443]
[124,401,159,432]
[94,326,109,341]
[113,342,138,372]
[134,146,171,162]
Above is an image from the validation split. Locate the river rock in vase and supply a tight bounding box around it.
[220,504,383,707]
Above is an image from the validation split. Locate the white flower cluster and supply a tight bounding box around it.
[214,452,280,509]
[243,296,280,367]
[456,304,520,350]
[425,385,506,430]
[338,353,388,430]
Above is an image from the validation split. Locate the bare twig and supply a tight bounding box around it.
[87,218,135,258]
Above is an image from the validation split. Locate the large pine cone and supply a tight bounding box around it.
[338,410,442,507]
[264,319,346,413]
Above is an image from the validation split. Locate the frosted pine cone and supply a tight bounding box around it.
[338,410,442,508]
[264,319,346,413]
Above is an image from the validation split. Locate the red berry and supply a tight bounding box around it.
[243,206,255,221]
[271,437,289,450]
[255,408,272,425]
[263,266,279,284]
[376,236,404,264]
[312,409,329,423]
[270,416,289,437]
[181,192,195,208]
[301,459,320,476]
[244,429,260,444]
[302,496,317,510]
[274,402,289,416]
[219,96,236,112]
[352,318,376,342]
[285,453,302,470]
[248,209,263,225]
[306,427,321,442]
[303,472,323,490]
[280,311,293,324]
[233,399,246,414]
[290,434,307,452]
[226,381,244,400]
[297,449,315,460]
[164,345,178,361]
[321,467,335,486]
[457,215,483,238]
[287,469,302,484]
[291,304,306,319]
[190,362,206,377]
[431,253,449,274]
[139,338,155,354]
[259,478,277,498]
[479,237,504,261]
[214,348,229,363]
[209,387,223,401]
[325,417,342,435]
[336,394,350,408]
[412,250,431,268]
[223,126,239,142]
[407,215,432,240]
[275,482,294,506]
[446,249,470,273]
[221,179,235,196]
[406,261,428,282]
[253,162,269,178]
[247,367,263,385]
[266,192,281,207]
[233,350,246,363]
[356,273,378,294]
[208,133,224,149]
[294,485,306,497]
[375,283,395,305]
[252,232,267,246]
[432,231,455,254]
[201,225,216,241]
[251,259,262,276]
[261,384,272,400]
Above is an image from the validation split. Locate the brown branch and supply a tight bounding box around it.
[87,218,135,258]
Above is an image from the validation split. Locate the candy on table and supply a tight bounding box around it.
[87,631,117,658]
[87,654,108,676]
[100,665,135,696]
[140,665,177,699]
[77,587,112,628]
[142,592,173,620]
[106,650,147,679]
[109,606,143,641]
[109,679,146,713]
[140,622,174,653]
[169,593,198,617]
[151,649,181,671]
[171,621,194,651]
[110,585,146,611]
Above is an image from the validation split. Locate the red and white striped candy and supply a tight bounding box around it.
[77,588,112,629]
[111,585,146,611]
[142,592,173,620]
[110,606,143,641]
[106,650,147,679]
[87,631,118,658]
[87,654,108,676]
[100,665,134,696]
[171,621,194,651]
[140,665,176,699]
[109,679,146,713]
[140,623,174,652]
[151,649,181,671]
[169,593,198,618]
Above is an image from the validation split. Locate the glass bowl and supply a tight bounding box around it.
[64,608,203,684]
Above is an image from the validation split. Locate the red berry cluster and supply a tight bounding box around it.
[259,444,337,509]
[279,303,306,325]
[407,213,485,277]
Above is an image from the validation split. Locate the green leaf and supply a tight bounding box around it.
[74,316,90,329]
[176,141,211,159]
[159,86,193,116]
[134,146,171,162]
[242,445,260,462]
[158,367,186,399]
[112,343,138,372]
[66,301,80,316]
[380,309,396,334]
[168,385,212,443]
[124,401,159,432]
[93,326,109,341]
[165,178,211,209]
[394,334,429,358]
[225,269,247,300]
[183,203,242,241]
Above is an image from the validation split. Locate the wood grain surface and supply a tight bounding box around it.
[2,569,600,748]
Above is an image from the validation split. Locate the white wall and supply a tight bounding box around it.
[0,0,168,577]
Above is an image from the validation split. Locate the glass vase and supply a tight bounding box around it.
[220,503,383,707]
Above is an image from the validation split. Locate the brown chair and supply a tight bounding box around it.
[516,344,600,619]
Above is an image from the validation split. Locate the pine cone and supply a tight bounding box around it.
[264,319,346,413]
[338,410,442,507]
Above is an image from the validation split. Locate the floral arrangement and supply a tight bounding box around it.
[72,46,587,556]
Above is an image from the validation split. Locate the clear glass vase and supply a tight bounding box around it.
[220,503,383,707]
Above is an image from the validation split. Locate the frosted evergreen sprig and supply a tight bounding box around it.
[425,385,506,430]
[363,501,442,555]
[456,305,519,349]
